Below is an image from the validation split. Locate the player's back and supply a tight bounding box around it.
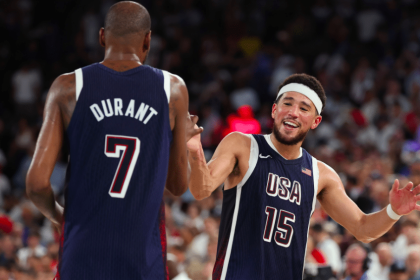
[58,63,171,280]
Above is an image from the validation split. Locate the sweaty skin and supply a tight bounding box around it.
[187,91,420,243]
[26,3,202,232]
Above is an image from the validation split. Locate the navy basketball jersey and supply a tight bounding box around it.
[57,63,173,280]
[213,134,319,280]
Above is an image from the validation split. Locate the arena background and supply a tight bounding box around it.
[0,0,420,279]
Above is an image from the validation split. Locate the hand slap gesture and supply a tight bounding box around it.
[186,113,203,142]
[389,179,420,216]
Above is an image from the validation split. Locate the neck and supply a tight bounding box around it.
[269,133,302,160]
[103,45,144,64]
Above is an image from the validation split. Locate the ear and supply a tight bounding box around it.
[143,31,151,53]
[311,115,322,129]
[271,103,277,119]
[99,28,105,47]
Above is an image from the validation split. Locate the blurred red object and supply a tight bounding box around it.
[0,216,13,234]
[223,105,261,136]
[350,108,367,127]
[311,248,327,264]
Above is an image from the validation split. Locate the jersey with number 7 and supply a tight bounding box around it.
[62,64,176,279]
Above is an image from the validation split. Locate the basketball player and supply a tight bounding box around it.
[26,2,202,279]
[187,73,420,280]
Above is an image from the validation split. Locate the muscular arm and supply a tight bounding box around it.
[26,73,75,231]
[317,162,397,243]
[188,132,250,200]
[165,74,191,196]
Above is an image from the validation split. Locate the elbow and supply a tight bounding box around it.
[353,217,376,244]
[190,187,212,201]
[26,172,49,198]
[354,235,374,244]
[166,184,188,197]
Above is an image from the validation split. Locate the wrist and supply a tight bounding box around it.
[188,146,203,157]
[386,204,401,220]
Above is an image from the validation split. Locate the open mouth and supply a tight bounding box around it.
[283,120,299,129]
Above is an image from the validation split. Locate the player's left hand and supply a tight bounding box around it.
[389,179,420,215]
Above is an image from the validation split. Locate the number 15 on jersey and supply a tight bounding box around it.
[263,206,296,248]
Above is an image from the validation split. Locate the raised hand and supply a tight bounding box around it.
[389,179,420,215]
[186,113,203,142]
[187,124,202,153]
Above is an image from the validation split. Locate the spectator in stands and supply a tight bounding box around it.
[370,242,393,280]
[11,63,41,118]
[344,243,379,280]
[406,245,420,280]
[311,223,341,275]
[17,230,46,268]
[389,261,410,280]
[393,220,420,262]
[167,259,191,280]
[0,235,16,267]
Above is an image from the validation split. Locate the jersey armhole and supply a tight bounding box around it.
[162,70,171,103]
[75,68,83,101]
[236,134,259,189]
[311,157,320,211]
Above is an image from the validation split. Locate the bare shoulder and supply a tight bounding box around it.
[220,132,253,188]
[50,72,75,94]
[167,72,187,99]
[221,131,251,148]
[316,160,344,198]
[165,72,187,130]
[215,132,251,158]
[46,73,76,128]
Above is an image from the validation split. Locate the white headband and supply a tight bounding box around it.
[277,83,322,114]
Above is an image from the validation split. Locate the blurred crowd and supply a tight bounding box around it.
[1,0,420,279]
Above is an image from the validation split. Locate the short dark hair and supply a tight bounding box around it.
[105,2,151,37]
[275,73,327,114]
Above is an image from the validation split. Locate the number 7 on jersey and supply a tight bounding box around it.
[104,135,140,198]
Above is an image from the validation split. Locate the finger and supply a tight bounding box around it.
[416,195,420,201]
[413,184,420,195]
[192,127,204,136]
[404,181,414,191]
[391,179,399,193]
[190,115,199,125]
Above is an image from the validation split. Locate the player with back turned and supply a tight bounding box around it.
[187,73,420,280]
[26,2,202,280]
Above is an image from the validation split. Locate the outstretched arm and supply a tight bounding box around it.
[318,162,420,243]
[26,74,74,232]
[187,132,250,200]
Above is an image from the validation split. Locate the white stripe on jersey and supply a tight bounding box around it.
[301,157,320,279]
[221,134,259,280]
[162,70,171,103]
[75,68,83,101]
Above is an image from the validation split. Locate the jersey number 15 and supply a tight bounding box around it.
[263,206,296,248]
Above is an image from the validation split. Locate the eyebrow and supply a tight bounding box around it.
[282,96,312,108]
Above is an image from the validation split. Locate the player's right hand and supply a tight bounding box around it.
[187,124,202,153]
[186,113,203,142]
